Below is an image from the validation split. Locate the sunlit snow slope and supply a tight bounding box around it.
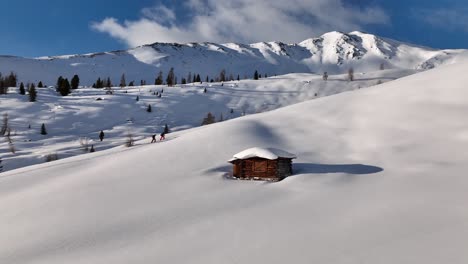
[1,54,468,264]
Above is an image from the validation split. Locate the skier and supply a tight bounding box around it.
[159,132,166,141]
[99,130,105,141]
[151,134,156,143]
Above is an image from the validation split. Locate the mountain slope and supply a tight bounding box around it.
[0,69,415,172]
[1,52,467,263]
[0,31,464,85]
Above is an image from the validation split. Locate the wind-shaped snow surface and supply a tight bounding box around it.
[1,53,468,264]
[0,31,465,85]
[230,147,296,161]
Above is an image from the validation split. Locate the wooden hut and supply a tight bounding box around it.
[228,147,296,181]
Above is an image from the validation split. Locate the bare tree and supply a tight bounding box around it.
[322,72,328,81]
[125,132,135,147]
[348,68,354,81]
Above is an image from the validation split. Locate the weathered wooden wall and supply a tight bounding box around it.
[232,158,293,181]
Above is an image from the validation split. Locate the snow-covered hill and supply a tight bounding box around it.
[0,69,414,172]
[0,31,464,85]
[1,51,468,263]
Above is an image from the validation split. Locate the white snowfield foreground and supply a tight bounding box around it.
[1,53,468,263]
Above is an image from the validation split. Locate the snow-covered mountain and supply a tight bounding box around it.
[0,31,464,85]
[1,51,468,264]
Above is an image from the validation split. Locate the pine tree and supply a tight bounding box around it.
[136,95,139,101]
[147,104,152,112]
[155,71,164,85]
[254,70,259,80]
[166,67,175,86]
[40,123,47,135]
[28,83,37,102]
[56,76,64,91]
[120,73,126,88]
[187,72,192,84]
[71,74,80,89]
[181,78,187,84]
[196,74,201,83]
[163,124,170,134]
[58,78,71,96]
[37,81,44,88]
[219,69,226,82]
[206,76,209,83]
[237,74,240,81]
[19,82,25,95]
[128,81,134,86]
[106,77,112,88]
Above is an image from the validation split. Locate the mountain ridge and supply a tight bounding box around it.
[0,31,464,85]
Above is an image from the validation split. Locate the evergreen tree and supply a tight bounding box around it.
[237,74,240,81]
[147,104,152,112]
[196,74,201,83]
[219,69,226,82]
[106,77,112,88]
[56,76,64,91]
[19,82,25,95]
[163,124,170,134]
[37,81,44,88]
[136,95,139,101]
[187,72,192,84]
[166,67,175,86]
[155,71,164,85]
[57,78,71,96]
[28,83,37,102]
[206,76,209,82]
[192,74,196,83]
[128,81,134,86]
[119,73,126,88]
[181,78,187,84]
[71,74,80,89]
[40,123,47,135]
[254,70,259,80]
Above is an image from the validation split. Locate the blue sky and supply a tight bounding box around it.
[1,0,467,57]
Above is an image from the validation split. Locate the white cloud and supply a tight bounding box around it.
[91,0,389,47]
[414,8,468,32]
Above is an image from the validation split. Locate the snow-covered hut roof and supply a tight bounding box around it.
[229,147,297,162]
